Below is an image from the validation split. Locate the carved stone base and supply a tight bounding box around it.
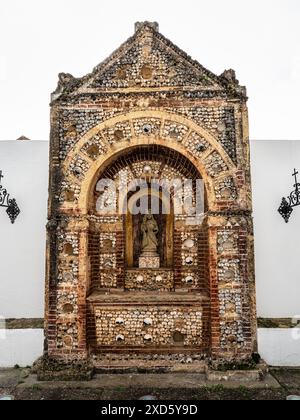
[139,255,160,268]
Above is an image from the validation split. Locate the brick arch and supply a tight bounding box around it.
[91,144,205,213]
[84,141,212,214]
[61,110,237,214]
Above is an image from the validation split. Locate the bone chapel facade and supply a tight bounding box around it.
[45,22,257,368]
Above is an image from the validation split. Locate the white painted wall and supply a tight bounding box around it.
[0,139,300,367]
[0,141,48,319]
[251,140,300,318]
[258,329,300,367]
[0,329,44,368]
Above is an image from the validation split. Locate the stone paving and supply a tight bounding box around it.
[1,368,300,400]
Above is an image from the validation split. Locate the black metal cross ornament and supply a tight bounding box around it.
[292,169,299,190]
[0,170,21,224]
[278,168,300,223]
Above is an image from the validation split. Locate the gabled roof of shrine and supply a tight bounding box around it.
[52,22,246,102]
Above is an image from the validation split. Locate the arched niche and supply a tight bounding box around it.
[126,188,174,268]
[89,144,207,293]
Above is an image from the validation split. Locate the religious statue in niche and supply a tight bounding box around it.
[139,213,160,269]
[141,214,159,254]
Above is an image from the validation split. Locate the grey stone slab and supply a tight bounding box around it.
[0,369,21,388]
[18,372,281,390]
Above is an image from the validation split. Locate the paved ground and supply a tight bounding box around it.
[0,368,300,400]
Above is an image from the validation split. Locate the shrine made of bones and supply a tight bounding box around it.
[45,22,257,371]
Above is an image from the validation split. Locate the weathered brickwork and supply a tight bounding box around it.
[45,22,256,368]
[215,178,238,201]
[58,109,118,160]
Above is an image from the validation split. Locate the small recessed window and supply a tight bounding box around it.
[143,124,152,134]
[62,303,74,314]
[64,243,74,256]
[173,331,185,344]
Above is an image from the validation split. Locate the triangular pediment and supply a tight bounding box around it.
[53,23,244,99]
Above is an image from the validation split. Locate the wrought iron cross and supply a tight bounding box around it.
[293,169,299,190]
[0,170,20,224]
[278,168,300,223]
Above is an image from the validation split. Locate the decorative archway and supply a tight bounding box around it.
[55,110,240,218]
[84,144,211,356]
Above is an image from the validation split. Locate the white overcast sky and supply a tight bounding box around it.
[0,0,299,140]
